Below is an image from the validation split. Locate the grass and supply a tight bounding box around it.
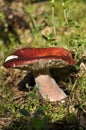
[0,0,86,129]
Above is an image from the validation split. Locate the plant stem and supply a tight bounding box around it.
[62,0,68,25]
[62,0,70,47]
[51,0,56,35]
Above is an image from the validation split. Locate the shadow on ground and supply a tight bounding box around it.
[2,118,28,130]
[18,66,77,95]
[2,112,80,130]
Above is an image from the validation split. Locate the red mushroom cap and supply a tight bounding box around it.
[3,47,75,69]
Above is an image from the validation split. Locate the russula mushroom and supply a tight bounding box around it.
[3,47,75,102]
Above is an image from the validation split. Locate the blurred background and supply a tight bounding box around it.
[0,0,86,130]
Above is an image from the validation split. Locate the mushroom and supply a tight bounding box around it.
[3,47,76,102]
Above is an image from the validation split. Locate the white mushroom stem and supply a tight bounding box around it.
[34,70,67,102]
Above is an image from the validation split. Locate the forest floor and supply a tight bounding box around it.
[0,0,86,130]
